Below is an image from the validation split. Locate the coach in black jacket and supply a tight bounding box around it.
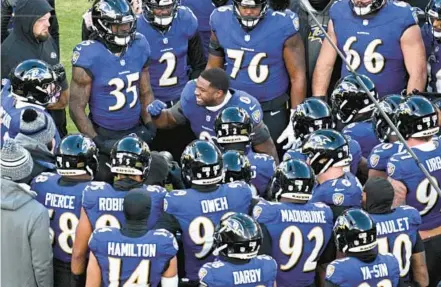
[1,0,69,138]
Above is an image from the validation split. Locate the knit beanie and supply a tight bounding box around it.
[20,108,56,145]
[0,139,34,181]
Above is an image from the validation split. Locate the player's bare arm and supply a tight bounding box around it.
[85,252,102,287]
[161,256,178,286]
[140,65,154,124]
[206,31,225,69]
[312,20,338,97]
[151,103,181,129]
[411,251,429,287]
[69,67,97,138]
[388,177,408,208]
[48,88,69,110]
[254,135,279,164]
[401,25,427,94]
[71,208,93,276]
[284,33,306,109]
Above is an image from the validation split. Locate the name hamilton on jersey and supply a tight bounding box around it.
[107,241,157,257]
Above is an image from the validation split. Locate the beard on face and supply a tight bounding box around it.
[35,31,49,42]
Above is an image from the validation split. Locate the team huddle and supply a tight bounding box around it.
[1,0,441,286]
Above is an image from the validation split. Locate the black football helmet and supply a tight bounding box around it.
[92,0,137,47]
[9,59,63,106]
[334,208,377,253]
[56,134,99,177]
[233,0,268,31]
[142,0,178,30]
[371,95,404,142]
[212,0,229,7]
[301,129,350,175]
[395,95,439,139]
[268,159,315,202]
[349,0,385,16]
[222,150,252,184]
[214,107,253,146]
[293,98,335,142]
[181,140,224,186]
[331,74,378,124]
[213,213,262,259]
[110,134,152,178]
[426,0,441,40]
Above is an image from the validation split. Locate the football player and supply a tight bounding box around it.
[332,74,381,158]
[282,97,364,176]
[181,0,230,56]
[137,0,206,160]
[30,134,98,286]
[199,213,277,287]
[423,0,441,93]
[86,189,179,287]
[71,135,167,285]
[253,159,333,286]
[69,0,155,182]
[365,177,429,286]
[313,0,426,97]
[222,150,257,196]
[148,68,279,162]
[367,94,405,179]
[325,209,401,287]
[206,0,307,155]
[1,59,63,146]
[214,106,276,197]
[154,140,255,286]
[301,129,363,219]
[387,95,441,287]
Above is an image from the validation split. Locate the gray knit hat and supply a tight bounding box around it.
[0,139,34,181]
[20,108,56,145]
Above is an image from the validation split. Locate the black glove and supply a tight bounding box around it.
[168,161,185,189]
[136,121,156,144]
[52,63,66,83]
[70,274,86,287]
[93,135,116,155]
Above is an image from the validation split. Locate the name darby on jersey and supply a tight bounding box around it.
[376,217,410,236]
[233,269,261,285]
[107,242,157,257]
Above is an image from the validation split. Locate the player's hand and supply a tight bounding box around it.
[277,109,296,150]
[52,63,66,83]
[147,100,167,117]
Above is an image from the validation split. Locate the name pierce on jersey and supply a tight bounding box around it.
[107,242,157,257]
[233,268,262,285]
[280,209,327,224]
[201,197,229,213]
[45,193,75,210]
[376,217,410,236]
[361,263,389,281]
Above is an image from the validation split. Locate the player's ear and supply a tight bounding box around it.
[214,89,224,101]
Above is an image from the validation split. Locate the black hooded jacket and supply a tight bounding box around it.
[1,0,65,90]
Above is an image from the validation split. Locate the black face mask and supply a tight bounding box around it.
[309,0,331,11]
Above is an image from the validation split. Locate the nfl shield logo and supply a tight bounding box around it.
[163,37,168,44]
[120,59,126,66]
[51,52,57,59]
[206,115,211,122]
[244,34,251,42]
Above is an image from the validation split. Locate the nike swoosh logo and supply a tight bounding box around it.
[270,110,280,116]
[334,188,345,192]
[249,104,256,111]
